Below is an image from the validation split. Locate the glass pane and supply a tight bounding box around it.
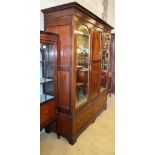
[40,42,55,103]
[101,33,111,91]
[76,25,90,107]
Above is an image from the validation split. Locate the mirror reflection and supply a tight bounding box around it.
[76,25,90,107]
[101,33,111,91]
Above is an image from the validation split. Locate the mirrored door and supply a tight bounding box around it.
[100,32,111,91]
[75,25,90,107]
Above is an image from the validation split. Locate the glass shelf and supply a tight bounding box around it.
[80,68,88,72]
[40,78,54,84]
[40,94,54,103]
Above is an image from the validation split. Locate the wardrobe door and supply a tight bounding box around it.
[89,29,102,99]
[100,32,111,91]
[75,24,90,108]
[111,34,115,93]
[74,17,93,109]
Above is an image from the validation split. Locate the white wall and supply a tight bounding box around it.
[40,11,44,30]
[107,0,115,33]
[40,0,115,32]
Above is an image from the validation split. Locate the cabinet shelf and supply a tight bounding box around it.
[40,94,54,103]
[80,68,88,72]
[40,78,54,84]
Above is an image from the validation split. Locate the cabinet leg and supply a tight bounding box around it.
[67,137,77,145]
[45,125,52,133]
[45,122,53,133]
[57,133,60,139]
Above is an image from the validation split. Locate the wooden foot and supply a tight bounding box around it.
[57,133,60,139]
[45,125,52,133]
[67,137,77,145]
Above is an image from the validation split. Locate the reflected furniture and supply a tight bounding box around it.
[107,72,113,97]
[101,70,107,87]
[40,31,58,133]
[42,2,113,144]
[110,33,115,93]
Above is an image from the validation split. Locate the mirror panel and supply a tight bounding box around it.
[75,25,90,107]
[100,33,111,91]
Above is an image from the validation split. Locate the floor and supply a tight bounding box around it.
[40,94,115,155]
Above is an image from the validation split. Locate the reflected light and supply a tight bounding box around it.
[43,45,46,49]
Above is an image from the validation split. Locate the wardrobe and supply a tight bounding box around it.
[42,2,113,144]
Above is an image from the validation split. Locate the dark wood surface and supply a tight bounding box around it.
[41,2,114,29]
[40,99,56,129]
[42,2,112,144]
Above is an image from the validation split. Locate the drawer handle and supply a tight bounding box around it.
[44,109,49,114]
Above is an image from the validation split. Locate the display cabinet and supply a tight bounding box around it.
[42,2,113,144]
[40,31,58,131]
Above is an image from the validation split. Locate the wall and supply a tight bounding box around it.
[107,0,115,33]
[40,0,115,32]
[40,11,44,30]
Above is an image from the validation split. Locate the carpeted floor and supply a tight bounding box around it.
[40,94,115,155]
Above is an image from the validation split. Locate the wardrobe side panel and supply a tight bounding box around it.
[46,24,71,110]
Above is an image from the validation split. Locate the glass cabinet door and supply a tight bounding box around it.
[100,33,111,91]
[40,42,55,103]
[75,25,90,107]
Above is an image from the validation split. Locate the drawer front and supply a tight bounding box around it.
[95,94,107,113]
[74,104,95,132]
[40,100,55,128]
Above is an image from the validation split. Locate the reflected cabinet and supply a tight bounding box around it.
[42,2,113,144]
[40,31,58,130]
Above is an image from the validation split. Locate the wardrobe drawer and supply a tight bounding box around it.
[40,100,55,127]
[95,94,107,113]
[75,104,95,131]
